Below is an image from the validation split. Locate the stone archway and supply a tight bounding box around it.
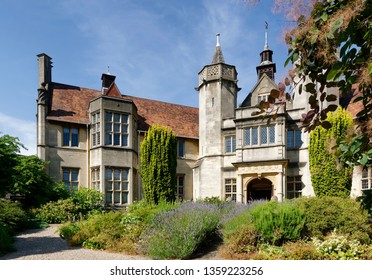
[247,177,273,201]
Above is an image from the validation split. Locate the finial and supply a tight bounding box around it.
[216,33,220,47]
[107,66,110,74]
[264,22,269,50]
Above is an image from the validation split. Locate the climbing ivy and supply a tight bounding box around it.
[309,107,353,197]
[140,125,177,204]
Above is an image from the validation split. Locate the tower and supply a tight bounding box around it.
[256,22,276,80]
[193,34,239,199]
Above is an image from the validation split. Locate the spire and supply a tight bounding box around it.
[212,33,225,64]
[264,21,269,50]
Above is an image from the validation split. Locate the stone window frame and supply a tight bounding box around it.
[225,178,237,202]
[91,111,101,147]
[244,125,275,146]
[225,134,236,154]
[62,127,79,147]
[104,166,130,205]
[104,111,129,147]
[362,168,372,190]
[176,174,185,200]
[177,139,185,158]
[91,167,100,191]
[287,176,302,199]
[62,167,79,192]
[287,128,302,149]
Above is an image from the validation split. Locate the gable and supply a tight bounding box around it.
[240,74,278,107]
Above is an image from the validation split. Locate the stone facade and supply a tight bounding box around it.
[36,34,368,206]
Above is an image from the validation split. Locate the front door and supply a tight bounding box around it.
[247,178,273,202]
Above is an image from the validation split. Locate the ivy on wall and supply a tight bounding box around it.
[140,125,177,204]
[309,107,353,197]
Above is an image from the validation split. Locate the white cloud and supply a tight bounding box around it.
[0,113,36,155]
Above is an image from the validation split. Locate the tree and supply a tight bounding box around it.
[309,107,354,197]
[140,125,177,204]
[249,0,371,168]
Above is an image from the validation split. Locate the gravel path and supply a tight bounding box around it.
[0,224,149,260]
[0,224,221,260]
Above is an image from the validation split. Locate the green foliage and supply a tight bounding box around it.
[309,107,353,197]
[294,196,370,239]
[140,125,177,204]
[249,201,306,245]
[34,198,77,224]
[0,222,15,256]
[34,188,104,223]
[140,202,220,259]
[360,189,372,219]
[313,230,365,260]
[0,200,29,231]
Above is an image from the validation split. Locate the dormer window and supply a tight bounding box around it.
[258,94,268,104]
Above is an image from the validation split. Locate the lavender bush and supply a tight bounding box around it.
[140,202,220,259]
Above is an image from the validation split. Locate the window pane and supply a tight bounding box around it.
[225,137,231,153]
[114,134,120,145]
[71,128,79,146]
[252,127,258,145]
[105,182,112,191]
[362,169,368,178]
[71,169,79,181]
[114,169,121,180]
[362,180,369,189]
[114,182,120,190]
[244,128,250,145]
[63,128,70,146]
[63,169,70,181]
[178,176,184,186]
[122,115,128,124]
[261,126,268,144]
[113,113,120,122]
[122,134,128,146]
[295,130,302,147]
[269,125,275,144]
[178,140,184,157]
[114,192,120,203]
[105,168,112,180]
[106,192,112,204]
[122,192,128,204]
[122,124,128,133]
[122,169,128,180]
[114,123,120,132]
[287,130,294,148]
[106,112,112,122]
[105,123,112,132]
[232,136,236,152]
[105,133,112,145]
[122,182,128,191]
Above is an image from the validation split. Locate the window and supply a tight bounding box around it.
[105,167,129,205]
[91,167,100,190]
[362,168,372,190]
[63,127,79,147]
[225,178,237,202]
[258,95,268,104]
[287,129,302,148]
[244,125,275,146]
[63,168,79,192]
[287,176,302,199]
[176,175,185,199]
[225,135,236,153]
[105,112,129,147]
[177,140,185,157]
[91,112,101,146]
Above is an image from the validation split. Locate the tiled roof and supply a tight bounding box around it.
[47,82,199,139]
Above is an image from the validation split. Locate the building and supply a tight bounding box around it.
[36,32,368,206]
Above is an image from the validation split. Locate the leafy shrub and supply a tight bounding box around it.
[34,198,76,223]
[0,222,15,256]
[249,201,306,245]
[0,200,28,231]
[360,189,372,219]
[34,189,104,224]
[282,241,321,260]
[313,230,365,260]
[293,196,370,238]
[140,202,220,259]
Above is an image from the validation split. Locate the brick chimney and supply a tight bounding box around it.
[101,72,116,94]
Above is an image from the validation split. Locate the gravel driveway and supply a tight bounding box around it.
[0,224,149,260]
[0,224,221,260]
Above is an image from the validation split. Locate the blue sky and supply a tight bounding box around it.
[0,0,291,155]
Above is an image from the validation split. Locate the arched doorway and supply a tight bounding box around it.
[247,178,273,201]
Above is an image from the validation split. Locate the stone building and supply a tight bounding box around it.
[36,32,369,206]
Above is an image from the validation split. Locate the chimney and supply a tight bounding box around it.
[37,53,52,88]
[101,72,116,94]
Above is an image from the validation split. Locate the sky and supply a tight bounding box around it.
[0,0,292,155]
